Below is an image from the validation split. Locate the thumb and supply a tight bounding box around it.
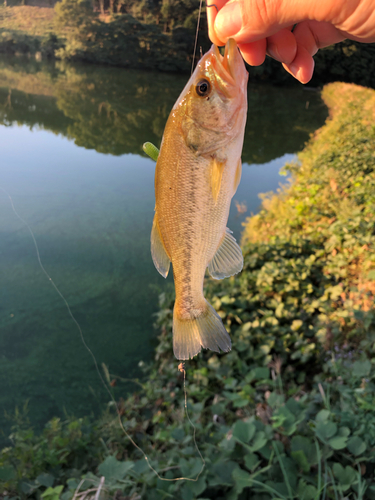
[214,0,335,43]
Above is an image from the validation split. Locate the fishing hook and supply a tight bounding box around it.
[205,1,219,12]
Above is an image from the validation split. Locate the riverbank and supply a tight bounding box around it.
[1,2,375,87]
[1,81,375,499]
[0,2,202,72]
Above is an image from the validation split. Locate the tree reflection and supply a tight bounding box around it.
[0,56,327,163]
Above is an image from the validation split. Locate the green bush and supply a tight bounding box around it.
[313,40,375,88]
[54,7,198,72]
[0,413,102,498]
[53,0,207,71]
[0,31,40,55]
[54,0,97,34]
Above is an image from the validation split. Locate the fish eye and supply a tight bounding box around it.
[195,79,211,97]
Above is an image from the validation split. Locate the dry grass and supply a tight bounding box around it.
[0,5,55,37]
[323,81,375,124]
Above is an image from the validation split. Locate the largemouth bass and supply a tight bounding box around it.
[151,38,248,360]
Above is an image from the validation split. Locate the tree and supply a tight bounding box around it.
[54,0,98,34]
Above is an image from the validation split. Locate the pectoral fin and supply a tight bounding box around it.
[234,159,242,194]
[210,158,226,203]
[208,228,243,280]
[151,215,170,278]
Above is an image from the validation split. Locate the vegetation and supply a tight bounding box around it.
[0,6,60,58]
[52,0,206,71]
[1,81,374,499]
[0,0,208,72]
[0,0,375,86]
[0,6,55,37]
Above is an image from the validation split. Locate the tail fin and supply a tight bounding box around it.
[173,301,231,360]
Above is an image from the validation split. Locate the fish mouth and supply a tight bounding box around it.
[210,39,247,96]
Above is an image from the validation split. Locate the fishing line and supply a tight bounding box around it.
[179,363,205,471]
[1,187,205,483]
[191,1,219,72]
[191,0,204,74]
[0,187,112,404]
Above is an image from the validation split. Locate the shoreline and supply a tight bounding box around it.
[1,5,375,88]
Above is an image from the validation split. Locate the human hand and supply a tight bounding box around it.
[207,0,375,83]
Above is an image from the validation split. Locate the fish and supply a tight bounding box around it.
[151,38,248,360]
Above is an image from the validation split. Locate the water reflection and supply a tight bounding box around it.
[0,56,327,162]
[0,56,327,441]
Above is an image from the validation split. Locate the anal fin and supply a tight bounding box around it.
[151,215,170,278]
[208,228,243,280]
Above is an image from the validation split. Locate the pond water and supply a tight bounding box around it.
[0,55,327,441]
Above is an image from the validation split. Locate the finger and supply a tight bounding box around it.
[282,45,315,84]
[238,39,267,66]
[293,20,346,51]
[214,0,341,44]
[206,0,229,46]
[266,29,297,64]
[281,20,346,83]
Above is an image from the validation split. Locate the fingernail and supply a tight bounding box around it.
[267,44,281,62]
[288,63,299,78]
[215,1,242,39]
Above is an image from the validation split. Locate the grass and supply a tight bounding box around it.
[0,5,55,38]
